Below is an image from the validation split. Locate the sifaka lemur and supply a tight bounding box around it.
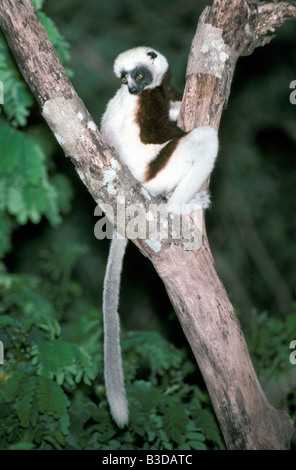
[100,47,218,427]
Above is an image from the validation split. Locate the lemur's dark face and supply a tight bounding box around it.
[120,66,153,95]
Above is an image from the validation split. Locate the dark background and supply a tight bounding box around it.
[7,0,296,340]
[1,0,296,451]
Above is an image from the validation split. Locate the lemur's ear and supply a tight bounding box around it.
[147,51,157,59]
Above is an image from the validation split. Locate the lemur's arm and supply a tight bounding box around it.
[169,99,182,122]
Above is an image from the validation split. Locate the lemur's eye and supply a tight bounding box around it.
[121,77,127,84]
[136,74,143,81]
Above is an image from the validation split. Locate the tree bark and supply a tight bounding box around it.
[0,0,295,449]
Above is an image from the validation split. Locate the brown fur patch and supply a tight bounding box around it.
[136,69,185,145]
[145,136,185,182]
[136,69,186,181]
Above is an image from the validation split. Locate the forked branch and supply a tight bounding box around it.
[0,0,295,449]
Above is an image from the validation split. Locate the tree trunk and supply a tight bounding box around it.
[0,0,295,449]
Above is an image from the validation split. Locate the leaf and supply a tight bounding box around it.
[188,440,207,450]
[20,138,44,185]
[4,370,24,401]
[194,408,223,445]
[7,186,25,219]
[42,183,62,226]
[8,442,35,450]
[123,331,183,375]
[72,344,97,383]
[7,183,46,224]
[37,377,69,419]
[0,179,8,210]
[0,218,11,256]
[43,431,65,450]
[16,376,38,427]
[35,339,74,377]
[0,36,33,127]
[0,315,17,326]
[0,124,65,226]
[0,124,22,175]
[50,174,73,215]
[162,399,188,446]
[60,413,70,436]
[186,431,205,441]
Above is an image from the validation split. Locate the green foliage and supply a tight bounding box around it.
[0,254,224,449]
[0,8,71,127]
[243,311,296,429]
[0,123,63,228]
[0,5,90,449]
[0,35,33,127]
[1,0,295,452]
[0,2,73,259]
[0,262,224,449]
[244,311,296,384]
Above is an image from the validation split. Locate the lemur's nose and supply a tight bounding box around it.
[129,86,138,95]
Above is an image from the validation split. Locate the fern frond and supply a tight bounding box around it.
[37,377,69,419]
[16,376,38,428]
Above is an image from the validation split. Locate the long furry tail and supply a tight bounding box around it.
[103,235,129,428]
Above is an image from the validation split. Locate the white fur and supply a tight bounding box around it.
[103,236,129,428]
[101,86,167,182]
[169,100,182,121]
[101,80,218,215]
[144,127,218,200]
